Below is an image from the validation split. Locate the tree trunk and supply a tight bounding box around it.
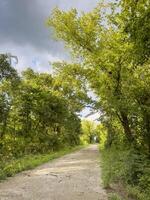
[119,111,134,143]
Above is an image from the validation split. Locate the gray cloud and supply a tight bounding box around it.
[0,0,99,72]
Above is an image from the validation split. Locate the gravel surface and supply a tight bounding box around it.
[0,145,107,200]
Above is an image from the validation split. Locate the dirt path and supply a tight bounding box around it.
[0,145,107,200]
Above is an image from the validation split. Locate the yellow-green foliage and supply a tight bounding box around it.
[101,146,150,200]
[0,56,85,178]
[81,120,97,144]
[108,193,123,200]
[97,124,107,149]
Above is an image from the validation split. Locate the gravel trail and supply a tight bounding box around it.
[0,145,107,200]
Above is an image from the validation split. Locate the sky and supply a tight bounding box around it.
[0,0,100,120]
[0,0,99,73]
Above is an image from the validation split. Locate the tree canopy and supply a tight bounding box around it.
[47,1,150,153]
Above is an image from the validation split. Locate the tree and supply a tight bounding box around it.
[0,54,18,83]
[121,0,150,63]
[0,54,19,138]
[81,120,96,144]
[48,1,150,152]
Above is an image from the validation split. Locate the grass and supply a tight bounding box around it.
[108,193,123,200]
[0,145,85,181]
[100,145,150,200]
[126,185,150,200]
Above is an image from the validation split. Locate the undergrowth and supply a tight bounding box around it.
[100,145,150,200]
[0,145,85,180]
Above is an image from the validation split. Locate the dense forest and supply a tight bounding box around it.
[0,0,150,199]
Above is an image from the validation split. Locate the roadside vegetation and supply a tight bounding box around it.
[48,1,150,199]
[0,145,84,180]
[0,54,90,180]
[101,144,150,200]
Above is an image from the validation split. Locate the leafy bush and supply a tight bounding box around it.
[101,145,150,200]
[108,193,123,200]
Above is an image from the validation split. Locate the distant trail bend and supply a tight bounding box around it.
[0,145,107,200]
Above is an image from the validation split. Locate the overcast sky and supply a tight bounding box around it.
[0,0,99,73]
[0,0,102,120]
